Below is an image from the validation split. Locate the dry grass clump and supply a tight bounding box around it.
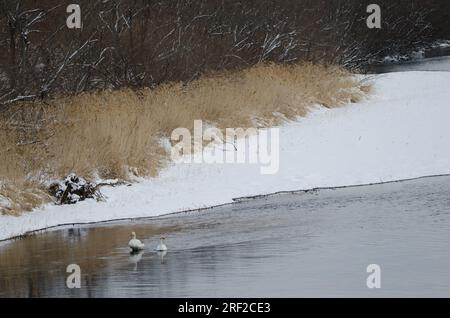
[0,182,51,215]
[0,63,370,215]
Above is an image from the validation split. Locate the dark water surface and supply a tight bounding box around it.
[368,46,450,74]
[1,176,450,297]
[369,55,450,73]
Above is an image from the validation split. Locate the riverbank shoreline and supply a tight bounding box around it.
[1,67,450,242]
[1,173,450,244]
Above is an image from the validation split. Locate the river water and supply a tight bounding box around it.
[1,175,450,297]
[367,46,450,73]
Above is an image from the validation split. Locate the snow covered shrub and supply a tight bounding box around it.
[48,174,103,205]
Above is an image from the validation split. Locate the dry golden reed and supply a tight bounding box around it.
[0,63,369,215]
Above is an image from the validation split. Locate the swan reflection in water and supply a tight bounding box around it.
[128,250,144,271]
[127,250,167,270]
[157,250,167,264]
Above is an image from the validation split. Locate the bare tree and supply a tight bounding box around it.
[0,0,447,106]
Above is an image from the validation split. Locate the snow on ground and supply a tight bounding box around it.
[1,70,450,241]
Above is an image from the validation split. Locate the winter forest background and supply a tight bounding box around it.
[1,0,449,105]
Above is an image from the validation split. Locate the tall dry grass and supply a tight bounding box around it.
[0,63,370,215]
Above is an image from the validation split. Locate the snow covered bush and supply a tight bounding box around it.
[48,174,103,205]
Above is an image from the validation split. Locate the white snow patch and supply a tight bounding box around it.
[1,70,450,241]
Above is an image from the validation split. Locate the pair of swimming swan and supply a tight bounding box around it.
[128,232,167,253]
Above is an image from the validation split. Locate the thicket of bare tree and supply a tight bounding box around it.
[0,0,449,105]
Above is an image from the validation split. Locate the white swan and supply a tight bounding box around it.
[156,237,168,252]
[128,232,145,252]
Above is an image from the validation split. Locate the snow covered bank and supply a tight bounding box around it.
[1,70,450,241]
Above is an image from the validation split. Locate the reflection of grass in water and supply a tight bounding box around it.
[0,63,370,215]
[0,223,181,297]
